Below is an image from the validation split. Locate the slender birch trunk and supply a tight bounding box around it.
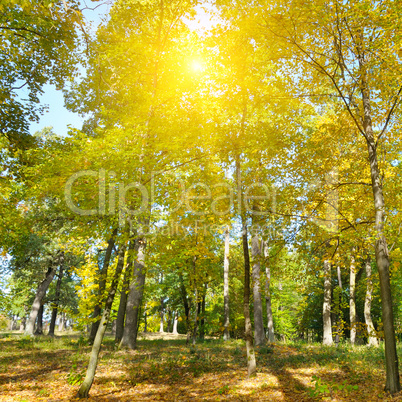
[323,259,333,345]
[335,265,343,346]
[350,254,357,345]
[191,257,198,346]
[77,244,126,398]
[359,54,400,392]
[223,226,230,341]
[143,304,148,333]
[172,311,178,334]
[364,257,379,347]
[263,241,275,343]
[251,230,265,346]
[89,229,117,343]
[159,297,164,333]
[58,312,65,332]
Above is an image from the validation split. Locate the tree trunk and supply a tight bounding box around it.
[77,244,126,398]
[237,157,256,377]
[277,282,286,341]
[241,222,257,377]
[34,304,44,335]
[360,58,400,392]
[323,259,333,345]
[192,297,199,346]
[200,291,206,340]
[179,272,191,343]
[251,230,265,346]
[115,239,135,343]
[19,316,26,331]
[10,314,18,331]
[114,282,128,343]
[119,236,146,349]
[25,253,60,336]
[223,226,230,341]
[350,254,357,345]
[49,262,65,337]
[159,297,165,333]
[191,256,198,346]
[58,312,65,332]
[364,256,379,347]
[167,307,172,333]
[89,228,117,343]
[173,312,178,334]
[263,241,275,343]
[335,265,343,346]
[143,304,148,333]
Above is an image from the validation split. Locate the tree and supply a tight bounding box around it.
[266,1,402,393]
[263,240,275,343]
[349,253,357,345]
[77,243,126,398]
[48,258,65,336]
[223,226,230,340]
[245,0,402,390]
[25,251,63,336]
[364,256,379,347]
[89,228,118,343]
[0,0,81,147]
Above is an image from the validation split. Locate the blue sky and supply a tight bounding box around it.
[29,0,112,137]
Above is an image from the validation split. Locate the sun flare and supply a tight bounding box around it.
[191,60,204,72]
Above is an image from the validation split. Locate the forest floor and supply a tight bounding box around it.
[1,331,402,401]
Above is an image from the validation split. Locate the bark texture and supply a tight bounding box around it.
[251,231,265,346]
[120,237,146,349]
[263,241,275,343]
[349,255,357,345]
[322,260,333,345]
[34,305,44,335]
[58,312,65,332]
[115,239,135,343]
[241,223,256,377]
[25,253,60,336]
[199,291,206,339]
[223,226,230,341]
[19,316,26,331]
[360,55,400,392]
[237,157,256,378]
[191,257,198,346]
[49,262,65,336]
[172,312,178,334]
[335,265,343,345]
[179,272,192,344]
[159,297,165,333]
[364,257,379,347]
[77,244,126,398]
[89,229,117,343]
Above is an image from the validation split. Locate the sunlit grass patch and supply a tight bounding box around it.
[1,333,402,401]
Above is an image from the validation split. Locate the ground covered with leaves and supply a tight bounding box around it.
[1,331,402,401]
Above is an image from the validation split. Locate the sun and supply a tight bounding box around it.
[191,60,204,73]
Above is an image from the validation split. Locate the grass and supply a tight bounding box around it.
[0,331,401,401]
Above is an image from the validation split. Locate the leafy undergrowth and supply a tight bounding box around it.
[0,331,402,401]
